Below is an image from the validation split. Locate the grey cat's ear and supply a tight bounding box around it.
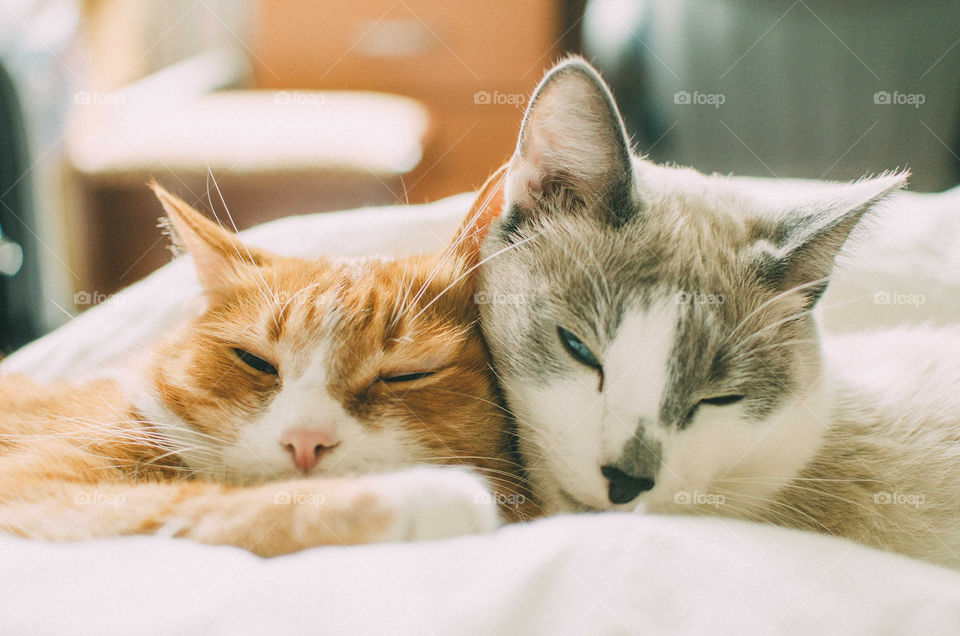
[504,57,637,229]
[759,171,909,304]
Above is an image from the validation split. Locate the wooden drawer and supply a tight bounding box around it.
[252,0,561,201]
[253,0,558,95]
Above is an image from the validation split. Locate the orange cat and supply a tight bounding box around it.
[0,169,536,556]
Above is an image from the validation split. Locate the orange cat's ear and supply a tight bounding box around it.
[149,182,273,291]
[450,164,508,269]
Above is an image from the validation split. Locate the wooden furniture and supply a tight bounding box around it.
[67,90,429,296]
[252,0,561,202]
[65,0,564,303]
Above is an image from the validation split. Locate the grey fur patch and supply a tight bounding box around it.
[614,426,663,480]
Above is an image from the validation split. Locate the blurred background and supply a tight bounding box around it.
[1,0,958,352]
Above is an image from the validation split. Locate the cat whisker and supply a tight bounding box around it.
[205,167,279,308]
[428,389,514,417]
[424,461,536,489]
[410,229,544,323]
[710,487,831,533]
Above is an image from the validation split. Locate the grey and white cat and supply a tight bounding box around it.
[478,57,960,568]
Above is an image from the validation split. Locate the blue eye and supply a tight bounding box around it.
[557,326,601,370]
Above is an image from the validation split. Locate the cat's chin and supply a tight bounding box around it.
[538,475,618,514]
[555,486,601,513]
[551,485,662,515]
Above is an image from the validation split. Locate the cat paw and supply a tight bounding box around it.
[371,466,501,542]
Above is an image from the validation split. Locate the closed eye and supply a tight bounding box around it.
[685,394,745,423]
[233,348,278,375]
[699,395,745,407]
[380,371,436,383]
[557,326,602,370]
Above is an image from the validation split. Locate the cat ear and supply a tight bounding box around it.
[150,182,273,291]
[504,56,637,228]
[449,164,508,270]
[759,171,909,305]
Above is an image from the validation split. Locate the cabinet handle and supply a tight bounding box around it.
[354,19,436,58]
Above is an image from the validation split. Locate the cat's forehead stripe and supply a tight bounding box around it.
[603,300,679,424]
[267,304,289,343]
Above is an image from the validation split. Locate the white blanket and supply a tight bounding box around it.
[3,182,960,634]
[2,515,959,635]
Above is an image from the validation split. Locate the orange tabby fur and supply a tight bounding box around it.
[0,168,535,557]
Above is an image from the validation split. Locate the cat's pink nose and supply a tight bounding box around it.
[280,429,339,473]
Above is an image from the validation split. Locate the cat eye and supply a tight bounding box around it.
[233,348,278,375]
[380,371,435,383]
[699,395,745,407]
[557,326,602,370]
[685,394,745,422]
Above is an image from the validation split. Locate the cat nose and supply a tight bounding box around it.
[600,465,655,504]
[280,429,340,473]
